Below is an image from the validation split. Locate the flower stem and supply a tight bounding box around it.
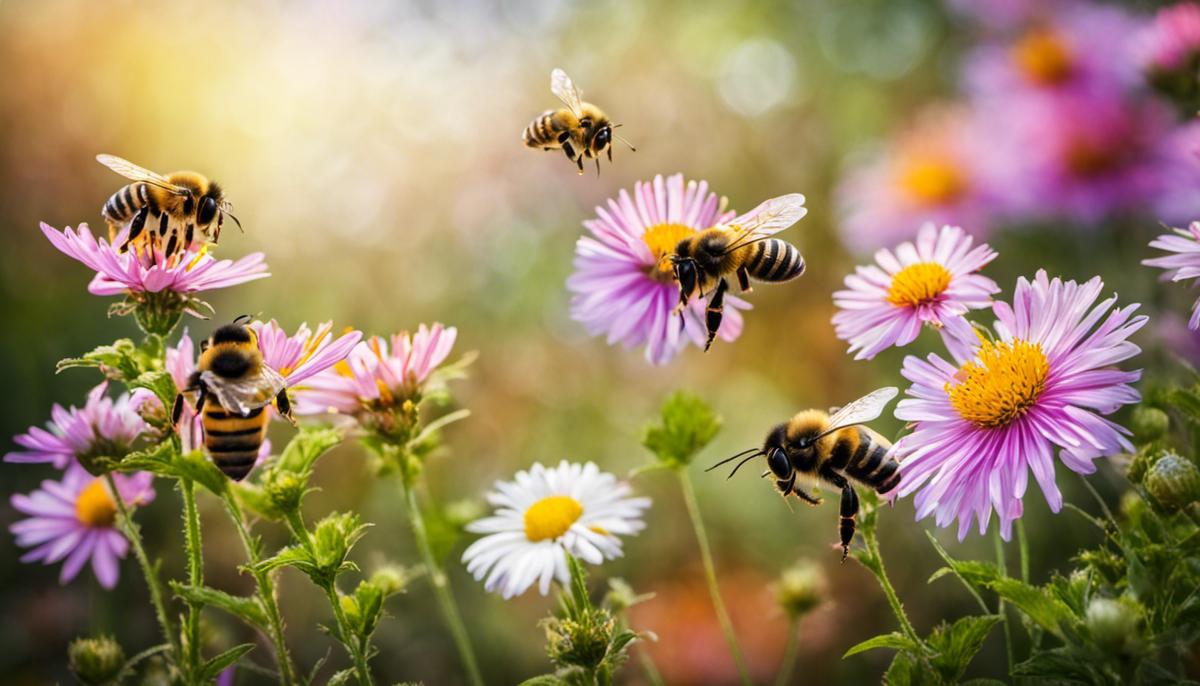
[220,492,297,686]
[399,476,485,686]
[774,619,801,686]
[861,523,923,649]
[104,474,179,668]
[1016,519,1030,583]
[993,528,1015,676]
[677,470,752,686]
[180,478,204,676]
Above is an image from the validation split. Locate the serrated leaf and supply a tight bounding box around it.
[117,440,179,478]
[230,482,280,522]
[171,583,267,629]
[173,450,229,496]
[57,339,142,379]
[276,427,343,475]
[883,651,934,686]
[843,632,918,658]
[199,643,255,681]
[928,615,1003,682]
[1012,648,1098,682]
[253,545,314,575]
[987,578,1076,639]
[131,369,178,410]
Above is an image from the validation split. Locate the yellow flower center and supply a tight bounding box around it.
[75,478,118,528]
[898,157,968,206]
[642,223,697,283]
[1064,138,1122,178]
[278,323,334,377]
[524,495,584,542]
[886,262,953,307]
[947,339,1050,428]
[1012,29,1074,86]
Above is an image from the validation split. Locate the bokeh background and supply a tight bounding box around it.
[0,0,1194,683]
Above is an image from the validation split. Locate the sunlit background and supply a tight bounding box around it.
[0,0,1194,683]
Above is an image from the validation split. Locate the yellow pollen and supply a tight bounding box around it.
[524,495,584,542]
[886,262,953,307]
[280,323,333,377]
[898,157,968,206]
[1012,28,1074,85]
[185,245,209,271]
[375,378,394,406]
[334,360,354,377]
[947,339,1050,429]
[75,478,117,528]
[642,223,697,283]
[588,524,610,536]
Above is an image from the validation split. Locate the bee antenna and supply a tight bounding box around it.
[225,211,245,233]
[233,314,253,325]
[614,131,637,151]
[704,447,761,472]
[726,452,765,479]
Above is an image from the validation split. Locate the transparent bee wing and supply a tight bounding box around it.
[200,366,287,416]
[719,193,808,253]
[550,68,584,118]
[96,154,189,195]
[818,387,899,438]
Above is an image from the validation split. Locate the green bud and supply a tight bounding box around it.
[368,564,413,597]
[543,610,615,671]
[1130,407,1169,442]
[265,471,309,514]
[442,499,486,529]
[311,512,369,580]
[1145,453,1200,510]
[1084,597,1144,656]
[774,559,826,620]
[68,635,125,685]
[603,578,653,614]
[642,391,721,469]
[130,290,187,338]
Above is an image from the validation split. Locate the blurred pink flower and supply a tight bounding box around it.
[894,271,1145,540]
[41,222,268,300]
[294,323,457,416]
[1137,1,1200,72]
[1155,120,1200,225]
[833,224,998,360]
[11,465,155,589]
[567,173,750,364]
[6,382,149,469]
[836,107,1002,252]
[251,319,364,386]
[1144,221,1200,329]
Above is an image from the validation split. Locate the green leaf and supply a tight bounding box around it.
[172,450,229,496]
[843,632,919,658]
[170,583,267,629]
[118,444,229,495]
[130,369,178,411]
[199,643,255,682]
[276,426,343,475]
[253,545,314,576]
[57,339,142,380]
[927,615,1003,683]
[117,441,180,479]
[883,651,937,686]
[517,676,566,686]
[1012,648,1098,683]
[327,668,356,686]
[230,482,280,521]
[960,680,1008,686]
[987,577,1077,639]
[641,391,721,468]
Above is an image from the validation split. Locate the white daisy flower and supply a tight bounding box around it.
[461,461,650,599]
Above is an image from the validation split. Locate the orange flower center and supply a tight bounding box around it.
[1012,29,1074,86]
[899,157,968,206]
[642,223,697,283]
[947,339,1050,428]
[524,495,583,542]
[75,478,118,528]
[887,262,953,307]
[1064,138,1123,178]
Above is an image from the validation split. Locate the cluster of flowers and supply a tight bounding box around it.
[837,0,1200,251]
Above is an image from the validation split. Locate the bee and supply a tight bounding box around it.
[522,68,634,175]
[97,154,241,257]
[670,193,808,351]
[171,316,292,481]
[707,387,901,561]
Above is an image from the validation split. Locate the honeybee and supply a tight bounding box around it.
[708,387,901,561]
[522,68,634,175]
[670,193,808,351]
[171,317,292,481]
[97,154,240,257]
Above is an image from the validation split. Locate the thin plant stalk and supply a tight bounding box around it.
[677,470,752,686]
[180,478,204,675]
[220,492,297,686]
[399,475,485,686]
[861,524,923,649]
[104,473,179,666]
[993,529,1015,675]
[774,619,801,686]
[637,648,665,686]
[1016,519,1030,583]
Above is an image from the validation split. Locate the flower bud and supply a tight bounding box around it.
[642,392,722,469]
[368,564,413,597]
[1084,597,1144,656]
[1145,453,1200,510]
[543,611,614,670]
[264,471,309,514]
[68,635,125,685]
[1130,407,1169,442]
[774,559,826,620]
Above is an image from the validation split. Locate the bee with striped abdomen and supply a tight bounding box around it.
[171,317,291,481]
[708,387,900,561]
[522,68,634,175]
[670,193,808,351]
[98,154,240,257]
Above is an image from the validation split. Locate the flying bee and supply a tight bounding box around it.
[97,154,241,257]
[522,68,635,175]
[670,193,808,351]
[707,387,901,562]
[171,316,292,481]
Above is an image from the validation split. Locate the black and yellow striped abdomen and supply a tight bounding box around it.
[825,427,900,495]
[742,239,805,282]
[102,182,152,224]
[523,109,571,148]
[201,400,267,481]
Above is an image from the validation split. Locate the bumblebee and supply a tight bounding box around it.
[522,68,634,174]
[670,193,808,351]
[171,317,291,481]
[708,387,901,561]
[97,154,240,257]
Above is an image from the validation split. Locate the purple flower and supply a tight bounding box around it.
[1136,2,1200,73]
[6,382,149,469]
[11,465,155,588]
[251,319,364,386]
[1155,120,1200,225]
[1144,221,1200,329]
[833,224,999,360]
[567,173,750,364]
[893,270,1146,539]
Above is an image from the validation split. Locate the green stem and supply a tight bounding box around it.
[862,524,922,649]
[399,476,485,686]
[677,470,752,686]
[993,529,1015,676]
[180,479,204,676]
[220,492,297,686]
[1016,519,1030,584]
[637,647,666,686]
[104,474,180,668]
[774,619,801,686]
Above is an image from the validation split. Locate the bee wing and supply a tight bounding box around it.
[200,366,287,417]
[96,154,189,195]
[550,68,584,118]
[719,193,808,253]
[818,387,899,438]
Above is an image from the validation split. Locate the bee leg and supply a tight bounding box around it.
[736,266,752,293]
[595,158,600,177]
[562,141,576,161]
[607,146,612,162]
[576,155,585,174]
[703,278,728,352]
[121,206,149,253]
[821,468,859,562]
[792,487,822,506]
[275,388,297,426]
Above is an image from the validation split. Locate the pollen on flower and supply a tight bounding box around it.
[642,223,696,282]
[947,338,1050,428]
[898,157,968,206]
[886,262,953,307]
[524,495,583,542]
[1012,28,1075,85]
[75,479,117,528]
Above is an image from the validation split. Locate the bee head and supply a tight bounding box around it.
[672,256,698,306]
[196,183,223,226]
[591,123,611,153]
[764,423,793,479]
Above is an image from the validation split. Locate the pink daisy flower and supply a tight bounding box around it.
[1144,221,1200,329]
[1137,1,1200,73]
[293,323,457,417]
[893,270,1146,540]
[6,382,150,469]
[11,465,155,589]
[567,173,750,365]
[832,224,999,360]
